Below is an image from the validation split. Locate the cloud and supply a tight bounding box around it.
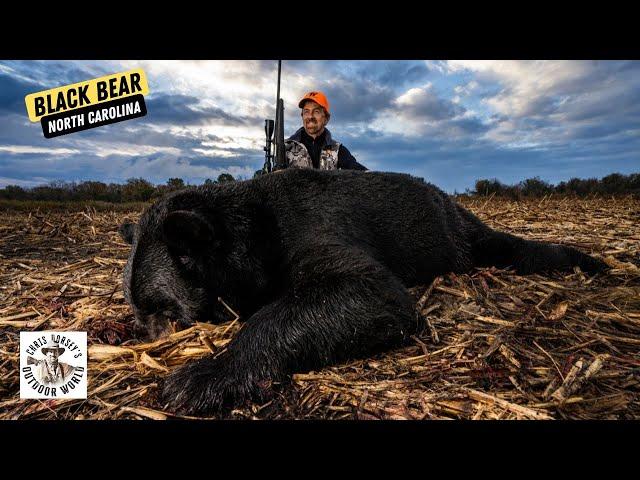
[0,72,43,114]
[454,80,479,96]
[394,85,465,121]
[0,176,50,188]
[0,113,47,146]
[365,84,480,139]
[1,61,110,88]
[145,93,250,126]
[444,60,640,152]
[0,145,80,155]
[327,61,431,88]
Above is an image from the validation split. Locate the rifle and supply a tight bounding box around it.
[263,119,274,173]
[263,60,286,173]
[27,356,42,365]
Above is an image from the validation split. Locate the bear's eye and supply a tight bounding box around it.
[178,255,194,268]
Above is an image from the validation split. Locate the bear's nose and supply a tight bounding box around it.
[140,312,175,342]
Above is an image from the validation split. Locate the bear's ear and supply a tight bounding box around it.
[118,221,137,244]
[162,210,218,255]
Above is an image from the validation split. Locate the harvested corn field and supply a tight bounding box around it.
[1,195,639,419]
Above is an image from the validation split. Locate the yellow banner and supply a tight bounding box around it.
[25,69,149,122]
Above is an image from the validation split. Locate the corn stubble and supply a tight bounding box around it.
[0,195,638,419]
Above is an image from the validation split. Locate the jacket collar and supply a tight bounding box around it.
[288,127,336,147]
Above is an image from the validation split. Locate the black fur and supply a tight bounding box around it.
[118,221,136,244]
[119,169,607,414]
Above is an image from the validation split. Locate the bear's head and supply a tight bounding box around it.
[119,188,277,341]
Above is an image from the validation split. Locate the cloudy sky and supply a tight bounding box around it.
[1,60,638,193]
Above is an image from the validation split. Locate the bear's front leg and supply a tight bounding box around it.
[162,349,271,414]
[162,246,420,415]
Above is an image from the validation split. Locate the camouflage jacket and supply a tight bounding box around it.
[34,361,75,386]
[284,128,341,170]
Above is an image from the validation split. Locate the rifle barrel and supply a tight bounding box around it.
[276,60,281,107]
[275,98,285,168]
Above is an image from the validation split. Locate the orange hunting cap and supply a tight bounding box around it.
[298,91,330,114]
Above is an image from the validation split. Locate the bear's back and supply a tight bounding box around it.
[252,169,471,284]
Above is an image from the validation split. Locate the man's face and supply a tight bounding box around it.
[301,100,328,138]
[46,350,59,364]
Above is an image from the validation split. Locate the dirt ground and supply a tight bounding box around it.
[1,195,639,419]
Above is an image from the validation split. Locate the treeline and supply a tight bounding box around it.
[0,173,238,203]
[471,173,640,199]
[2,172,639,203]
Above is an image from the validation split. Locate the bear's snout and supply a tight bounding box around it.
[133,312,176,342]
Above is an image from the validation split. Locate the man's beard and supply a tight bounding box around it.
[306,120,322,133]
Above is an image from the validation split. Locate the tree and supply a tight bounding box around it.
[601,173,626,194]
[76,181,108,201]
[519,177,552,197]
[217,173,235,183]
[474,178,506,196]
[0,185,26,200]
[122,178,155,202]
[166,178,186,191]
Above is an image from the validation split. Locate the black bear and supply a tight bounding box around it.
[119,168,606,414]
